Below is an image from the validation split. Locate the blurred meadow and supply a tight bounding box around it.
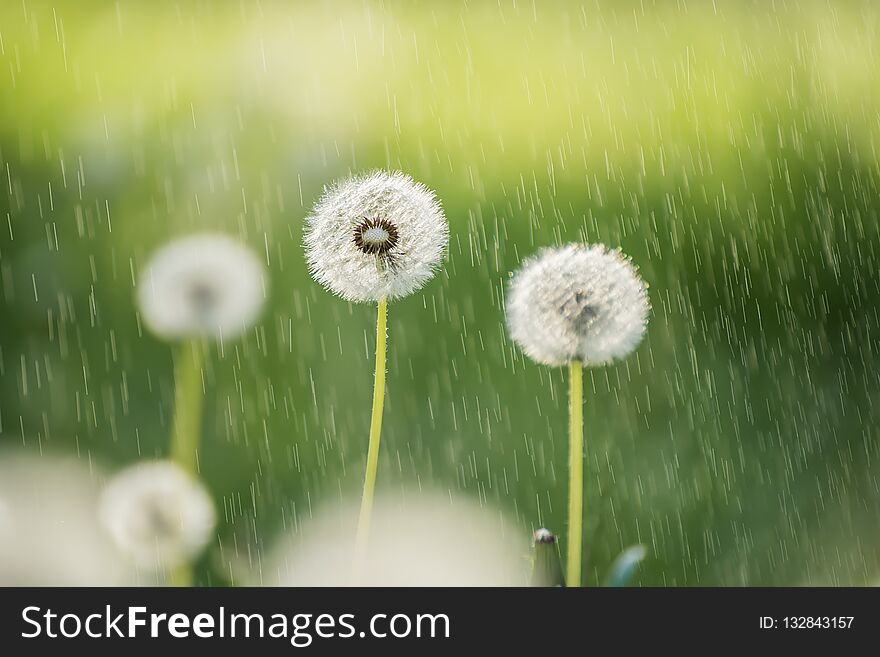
[2,0,880,585]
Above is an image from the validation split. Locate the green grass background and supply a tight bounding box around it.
[2,0,879,585]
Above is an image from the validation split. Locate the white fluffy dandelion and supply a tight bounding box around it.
[99,460,216,571]
[303,170,448,303]
[506,243,650,366]
[505,243,650,588]
[303,171,449,560]
[137,233,266,340]
[137,234,265,523]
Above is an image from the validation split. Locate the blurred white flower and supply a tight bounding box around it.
[137,233,266,340]
[260,492,527,586]
[506,243,650,366]
[304,170,448,302]
[99,460,216,571]
[0,450,133,586]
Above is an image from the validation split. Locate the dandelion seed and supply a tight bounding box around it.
[506,243,650,366]
[505,243,650,587]
[99,460,216,572]
[304,170,448,303]
[137,233,267,341]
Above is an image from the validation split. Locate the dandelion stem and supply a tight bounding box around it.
[168,339,204,587]
[354,297,388,574]
[566,359,584,587]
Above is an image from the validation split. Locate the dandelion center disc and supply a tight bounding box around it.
[187,280,219,316]
[354,217,399,255]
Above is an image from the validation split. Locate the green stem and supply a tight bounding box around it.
[567,360,584,587]
[168,339,204,587]
[353,298,388,575]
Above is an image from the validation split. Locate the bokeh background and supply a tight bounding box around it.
[2,0,879,585]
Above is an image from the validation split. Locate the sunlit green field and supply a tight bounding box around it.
[2,0,879,585]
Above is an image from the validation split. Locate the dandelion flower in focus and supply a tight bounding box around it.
[0,450,133,586]
[304,170,448,303]
[99,460,216,571]
[137,233,266,340]
[261,493,526,586]
[303,171,449,561]
[506,243,650,366]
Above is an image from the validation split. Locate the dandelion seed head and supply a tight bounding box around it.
[304,171,448,302]
[99,460,216,570]
[137,233,266,340]
[506,243,650,366]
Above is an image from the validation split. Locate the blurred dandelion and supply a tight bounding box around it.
[0,451,133,586]
[137,233,266,341]
[260,493,525,586]
[135,233,265,584]
[506,244,650,586]
[304,171,448,569]
[100,460,216,581]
